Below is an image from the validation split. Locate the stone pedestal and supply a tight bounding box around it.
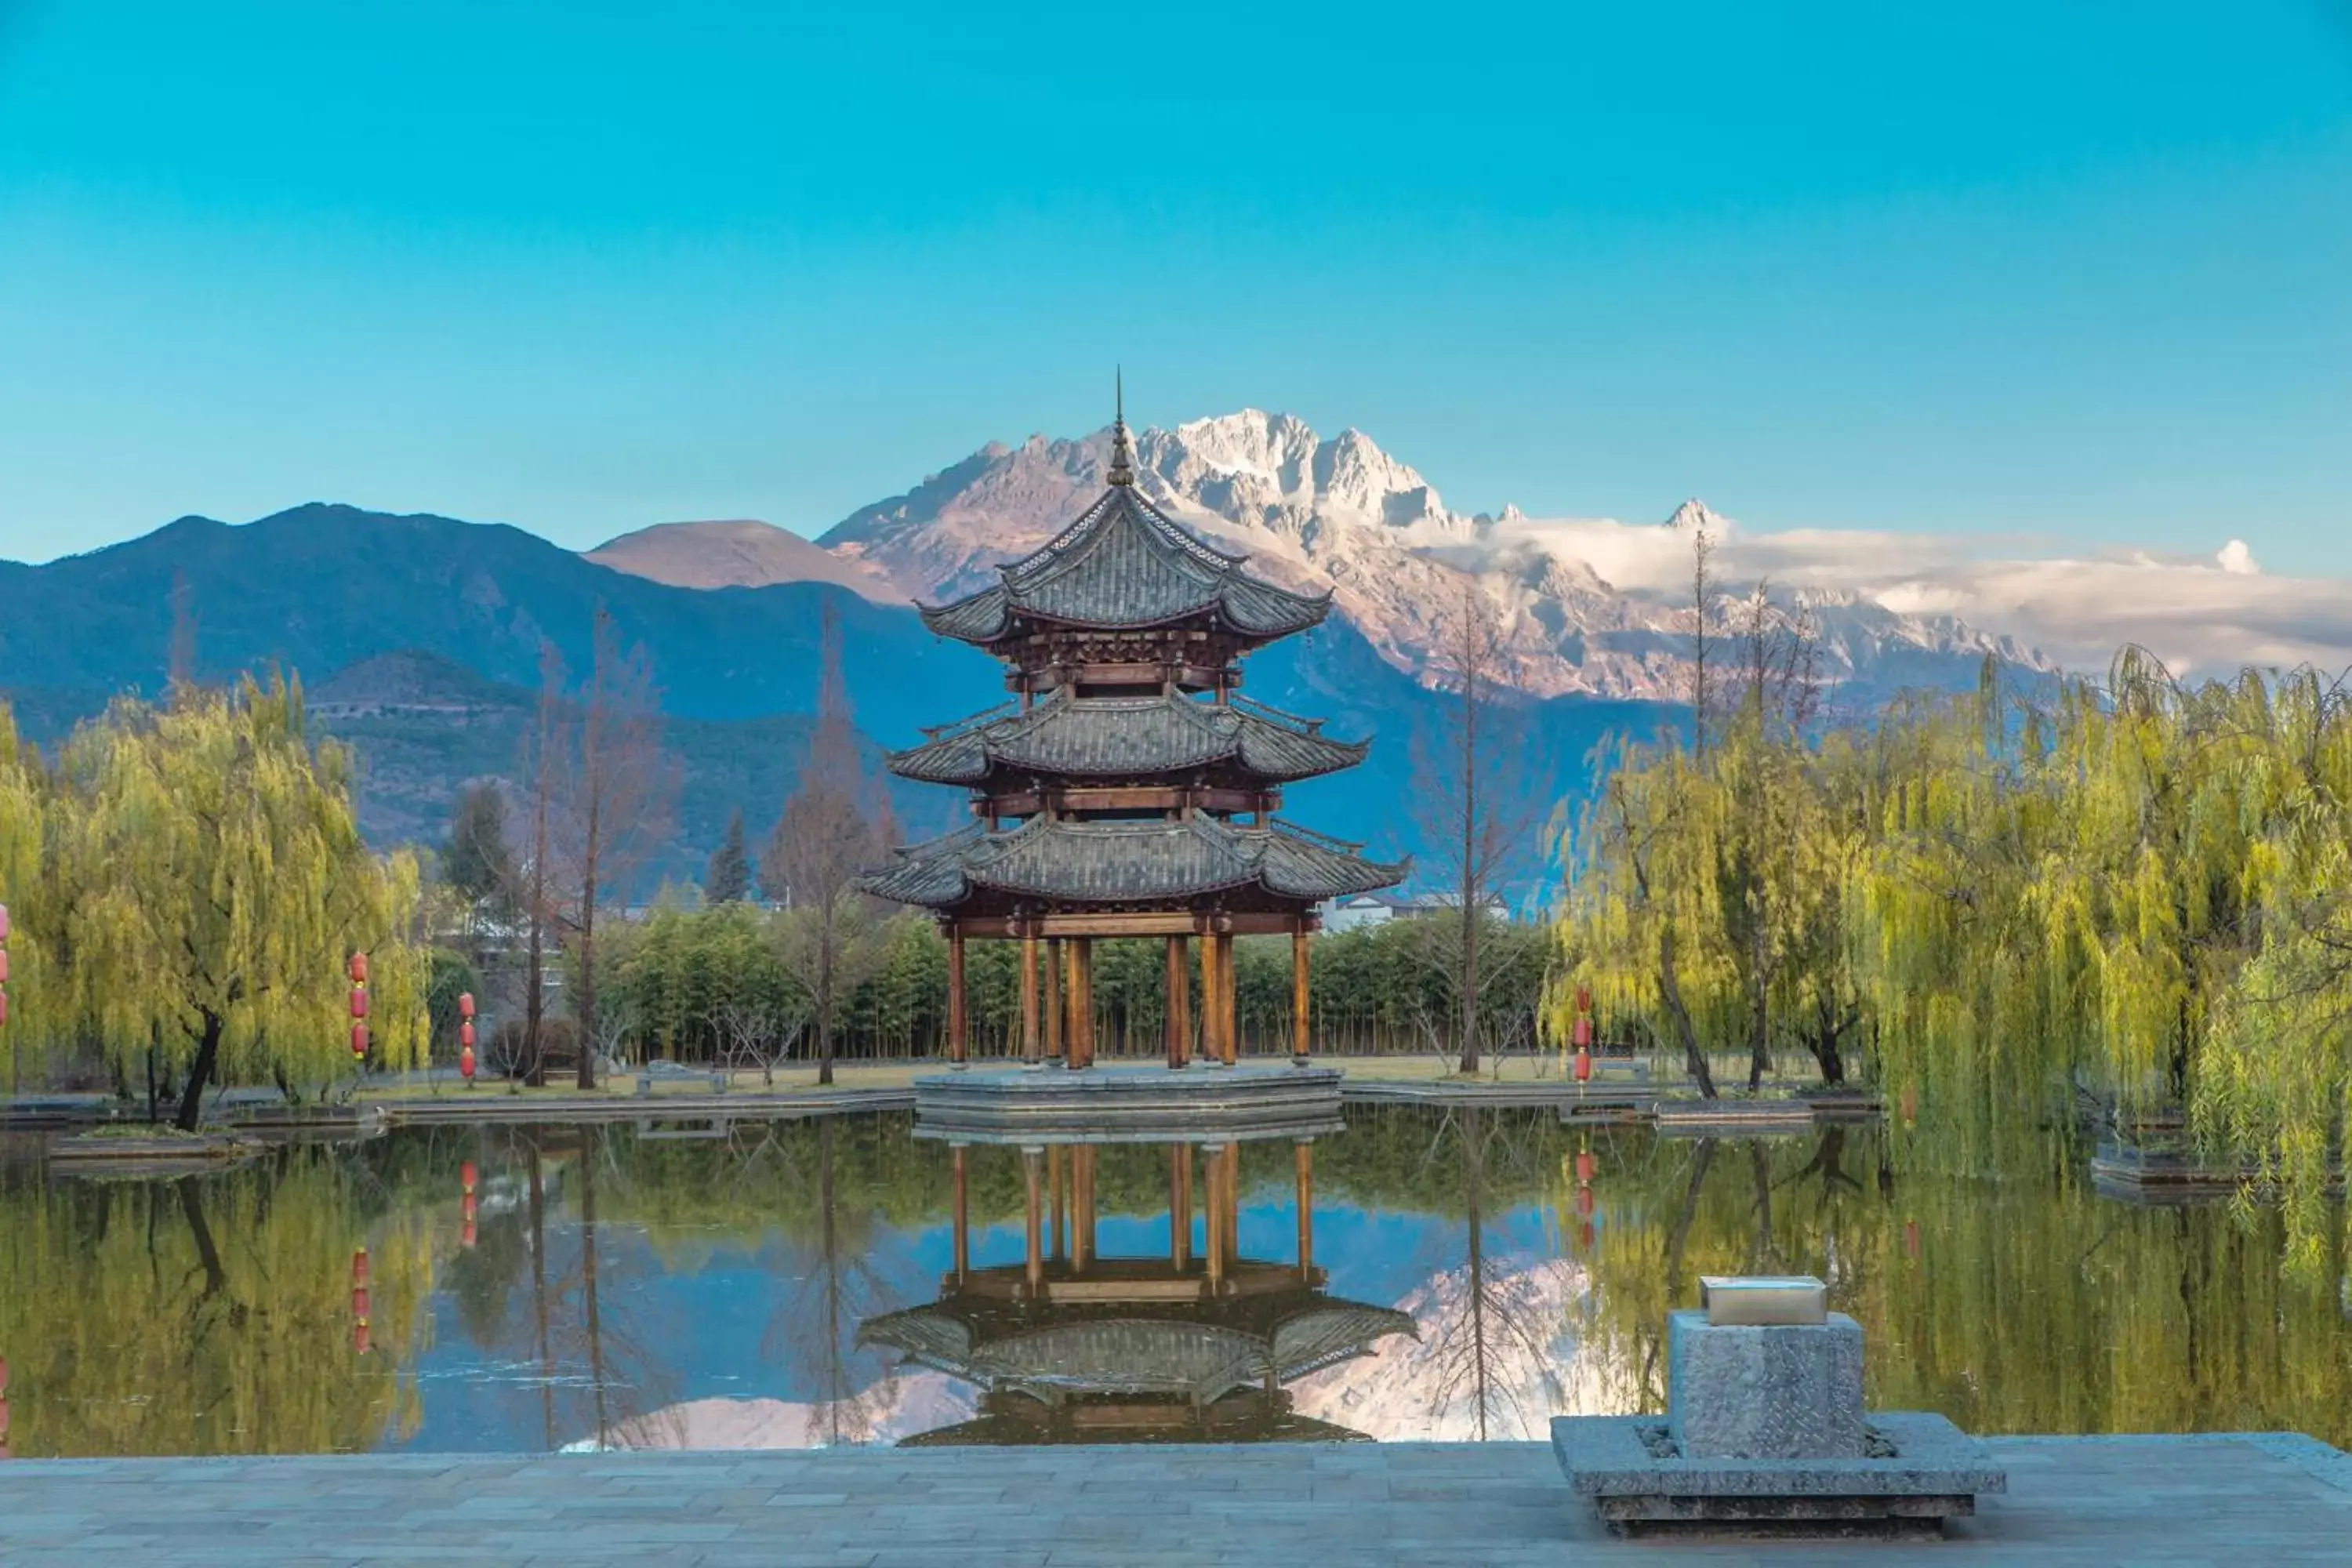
[1666,1310,1864,1461]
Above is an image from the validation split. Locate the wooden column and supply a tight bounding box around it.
[1170,1143,1192,1270]
[1020,925,1040,1065]
[1222,1143,1240,1266]
[1046,936,1065,1068]
[1200,932,1223,1067]
[1294,1139,1314,1281]
[1166,935,1191,1069]
[1203,1144,1226,1293]
[1218,934,1239,1066]
[1022,1146,1044,1295]
[1073,1146,1095,1272]
[951,1145,970,1285]
[1290,924,1310,1066]
[1050,1145,1066,1261]
[1070,938,1095,1069]
[947,927,968,1066]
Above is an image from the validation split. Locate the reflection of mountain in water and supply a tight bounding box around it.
[1291,1256,1611,1442]
[573,1371,975,1451]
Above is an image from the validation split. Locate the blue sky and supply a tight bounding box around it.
[1,1,2347,569]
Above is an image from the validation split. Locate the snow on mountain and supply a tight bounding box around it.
[816,411,2049,703]
[586,518,906,602]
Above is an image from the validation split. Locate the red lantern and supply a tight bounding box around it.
[1572,1014,1592,1048]
[1575,1149,1595,1185]
[1573,1047,1592,1083]
[0,902,11,941]
[462,1216,478,1250]
[351,1285,371,1321]
[347,952,368,985]
[350,988,369,1020]
[460,1042,477,1083]
[1574,985,1591,1014]
[351,1247,369,1287]
[354,1320,372,1355]
[1575,1183,1595,1218]
[457,992,475,1021]
[0,949,10,985]
[460,1160,477,1195]
[350,1022,368,1060]
[1577,1219,1595,1251]
[1900,1087,1917,1125]
[459,1020,475,1048]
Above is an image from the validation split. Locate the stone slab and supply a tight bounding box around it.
[1667,1309,1864,1459]
[1555,1409,2009,1507]
[5,1432,2352,1566]
[912,1063,1345,1145]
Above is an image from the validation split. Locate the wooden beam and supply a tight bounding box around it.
[950,910,1308,940]
[947,926,968,1066]
[1199,934,1221,1067]
[1050,1145,1066,1261]
[1291,924,1310,1066]
[1019,926,1040,1065]
[1165,935,1189,1070]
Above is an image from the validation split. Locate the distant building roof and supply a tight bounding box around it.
[889,691,1367,786]
[919,485,1330,645]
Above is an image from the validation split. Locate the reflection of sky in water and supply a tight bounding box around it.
[396,1193,1558,1453]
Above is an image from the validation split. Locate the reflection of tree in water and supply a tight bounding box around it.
[0,1147,429,1457]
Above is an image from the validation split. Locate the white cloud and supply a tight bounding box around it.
[2217,539,2260,575]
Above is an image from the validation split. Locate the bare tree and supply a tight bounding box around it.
[763,602,898,1087]
[510,643,565,1087]
[713,994,804,1087]
[1689,510,1715,755]
[1410,575,1556,1075]
[553,610,677,1090]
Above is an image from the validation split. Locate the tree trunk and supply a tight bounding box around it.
[1457,899,1481,1076]
[575,878,598,1091]
[172,1012,224,1131]
[528,1139,554,1450]
[582,1127,607,1447]
[1811,998,1848,1086]
[1747,976,1770,1093]
[816,914,837,1087]
[1658,924,1718,1098]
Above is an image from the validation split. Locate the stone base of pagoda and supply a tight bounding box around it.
[911,1064,1344,1145]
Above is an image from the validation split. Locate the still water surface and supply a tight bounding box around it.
[2,1107,2346,1456]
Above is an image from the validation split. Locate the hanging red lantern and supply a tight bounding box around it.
[1575,1183,1595,1219]
[459,1020,475,1049]
[353,1320,372,1355]
[1574,1047,1592,1083]
[1577,1219,1595,1252]
[1574,985,1590,1014]
[1572,1014,1592,1048]
[351,1247,369,1287]
[347,952,368,986]
[1575,1149,1595,1185]
[0,902,12,941]
[1900,1087,1917,1124]
[350,988,369,1020]
[457,992,475,1021]
[0,949,10,985]
[460,1160,477,1195]
[459,1040,477,1083]
[350,1021,369,1060]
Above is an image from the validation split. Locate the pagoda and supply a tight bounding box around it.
[866,391,1403,1070]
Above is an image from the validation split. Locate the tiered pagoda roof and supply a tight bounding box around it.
[920,484,1330,648]
[866,815,1403,911]
[864,394,1403,936]
[891,691,1367,788]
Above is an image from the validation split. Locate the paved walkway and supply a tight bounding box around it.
[3,1434,2349,1565]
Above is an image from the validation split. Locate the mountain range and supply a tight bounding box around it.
[0,412,2042,880]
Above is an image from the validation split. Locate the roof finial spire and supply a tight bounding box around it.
[1108,366,1135,487]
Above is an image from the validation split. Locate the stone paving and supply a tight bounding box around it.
[2,1433,2349,1565]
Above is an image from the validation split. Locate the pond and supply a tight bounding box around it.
[2,1106,2347,1457]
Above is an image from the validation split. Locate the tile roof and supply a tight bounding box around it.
[920,485,1330,644]
[889,691,1368,786]
[860,815,1406,909]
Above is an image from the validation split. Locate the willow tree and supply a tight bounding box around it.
[50,677,426,1127]
[0,705,51,1091]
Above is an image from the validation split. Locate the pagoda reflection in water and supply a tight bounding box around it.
[859,1131,1415,1444]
